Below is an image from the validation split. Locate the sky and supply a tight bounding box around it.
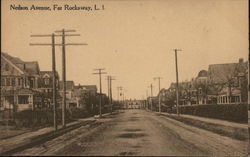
[1,0,248,100]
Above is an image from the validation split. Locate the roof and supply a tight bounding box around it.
[1,52,24,64]
[208,61,248,84]
[40,71,59,78]
[1,52,40,75]
[197,70,208,77]
[75,85,97,91]
[59,81,75,90]
[23,61,40,75]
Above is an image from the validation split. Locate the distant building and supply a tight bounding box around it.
[73,84,97,108]
[59,81,76,108]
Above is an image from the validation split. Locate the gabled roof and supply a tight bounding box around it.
[1,52,24,64]
[40,71,59,78]
[1,52,40,75]
[208,61,248,84]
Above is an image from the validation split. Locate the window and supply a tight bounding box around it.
[18,78,22,86]
[44,78,50,85]
[29,79,34,88]
[11,78,15,86]
[18,95,29,104]
[1,78,5,86]
[199,88,202,94]
[6,78,11,86]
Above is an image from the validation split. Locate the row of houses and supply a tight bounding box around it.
[156,58,248,107]
[0,52,102,113]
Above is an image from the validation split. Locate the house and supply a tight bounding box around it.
[156,58,248,107]
[208,58,248,104]
[1,52,41,112]
[59,81,77,108]
[1,52,60,112]
[73,85,97,108]
[37,71,60,108]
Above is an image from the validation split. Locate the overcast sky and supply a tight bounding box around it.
[1,0,248,100]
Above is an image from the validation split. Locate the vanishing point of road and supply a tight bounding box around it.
[15,110,247,156]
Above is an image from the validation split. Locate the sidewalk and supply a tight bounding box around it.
[0,111,116,155]
[155,112,248,141]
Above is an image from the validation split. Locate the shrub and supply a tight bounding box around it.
[169,103,247,123]
[13,107,93,128]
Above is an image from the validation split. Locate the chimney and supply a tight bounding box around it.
[239,58,243,64]
[23,63,26,70]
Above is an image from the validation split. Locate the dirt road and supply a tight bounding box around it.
[15,110,247,156]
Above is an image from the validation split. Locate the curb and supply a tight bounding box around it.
[0,111,118,156]
[157,112,248,141]
[0,119,96,156]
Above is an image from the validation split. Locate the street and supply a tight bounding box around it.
[15,109,247,156]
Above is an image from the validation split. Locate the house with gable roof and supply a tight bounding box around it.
[1,52,60,112]
[208,58,248,104]
[1,52,42,111]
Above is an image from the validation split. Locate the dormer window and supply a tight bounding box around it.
[44,78,50,85]
[199,88,202,94]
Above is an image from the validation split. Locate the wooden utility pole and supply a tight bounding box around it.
[54,29,87,127]
[148,84,153,111]
[154,77,163,113]
[146,90,149,110]
[108,76,115,113]
[93,68,107,117]
[30,32,87,128]
[173,49,182,115]
[30,33,60,131]
[106,76,110,102]
[117,86,123,108]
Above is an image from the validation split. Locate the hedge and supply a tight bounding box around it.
[14,108,86,128]
[13,105,113,128]
[168,103,248,123]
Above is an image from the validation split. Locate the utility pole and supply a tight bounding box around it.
[154,77,163,113]
[30,33,57,131]
[53,29,87,127]
[146,90,149,110]
[93,68,107,117]
[173,49,182,115]
[30,32,84,130]
[106,76,110,103]
[109,76,115,113]
[148,84,153,111]
[117,86,123,108]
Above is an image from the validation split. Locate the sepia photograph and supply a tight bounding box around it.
[0,0,249,156]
